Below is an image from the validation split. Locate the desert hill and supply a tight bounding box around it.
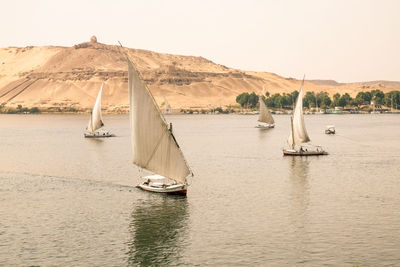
[1,37,399,112]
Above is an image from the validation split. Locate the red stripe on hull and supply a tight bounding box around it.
[283,152,327,156]
[167,189,187,196]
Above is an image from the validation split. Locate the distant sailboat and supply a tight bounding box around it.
[283,77,327,156]
[255,97,275,128]
[84,83,113,138]
[126,53,192,195]
[164,97,172,114]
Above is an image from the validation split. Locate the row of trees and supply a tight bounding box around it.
[235,92,259,108]
[0,105,40,114]
[236,89,400,109]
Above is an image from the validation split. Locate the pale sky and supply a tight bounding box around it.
[1,0,399,82]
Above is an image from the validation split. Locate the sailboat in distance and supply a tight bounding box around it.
[255,97,275,128]
[84,83,114,138]
[124,48,192,195]
[283,77,327,156]
[163,97,172,114]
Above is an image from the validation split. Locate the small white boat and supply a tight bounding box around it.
[255,96,275,129]
[283,76,327,156]
[125,50,193,196]
[84,83,114,138]
[325,125,335,134]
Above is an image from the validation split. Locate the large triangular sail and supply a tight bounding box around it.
[258,98,274,124]
[86,83,104,133]
[287,78,310,148]
[128,59,190,184]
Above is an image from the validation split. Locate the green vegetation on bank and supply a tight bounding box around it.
[236,92,259,108]
[0,105,82,114]
[236,89,400,110]
[0,105,41,114]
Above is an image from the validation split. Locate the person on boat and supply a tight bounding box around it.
[300,147,304,153]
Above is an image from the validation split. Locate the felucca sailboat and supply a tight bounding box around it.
[84,83,113,138]
[283,77,327,156]
[126,53,192,195]
[163,97,172,114]
[255,97,275,128]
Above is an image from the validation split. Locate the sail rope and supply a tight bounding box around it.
[334,133,374,147]
[143,130,167,169]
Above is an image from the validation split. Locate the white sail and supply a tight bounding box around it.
[164,97,172,114]
[258,98,274,124]
[128,59,190,184]
[86,83,104,133]
[287,79,310,148]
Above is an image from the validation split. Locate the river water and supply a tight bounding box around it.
[0,114,399,266]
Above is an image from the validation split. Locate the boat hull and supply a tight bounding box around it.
[255,124,275,129]
[283,149,328,156]
[137,183,187,196]
[84,132,115,138]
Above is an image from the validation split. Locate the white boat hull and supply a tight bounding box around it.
[137,183,187,195]
[255,124,275,129]
[283,148,328,156]
[84,132,114,138]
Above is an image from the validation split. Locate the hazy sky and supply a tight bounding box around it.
[1,0,399,82]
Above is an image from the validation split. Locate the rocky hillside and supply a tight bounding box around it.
[1,37,399,112]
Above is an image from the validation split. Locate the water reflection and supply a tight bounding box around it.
[126,196,189,266]
[257,128,274,140]
[289,157,310,204]
[288,157,310,263]
[86,138,105,145]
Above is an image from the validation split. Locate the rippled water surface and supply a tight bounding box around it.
[1,114,399,266]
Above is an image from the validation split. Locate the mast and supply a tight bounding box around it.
[89,112,93,133]
[290,116,295,149]
[392,94,394,111]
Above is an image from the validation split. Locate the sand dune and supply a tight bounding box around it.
[1,37,399,112]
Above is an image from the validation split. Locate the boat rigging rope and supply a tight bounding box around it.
[143,130,167,169]
[334,133,373,147]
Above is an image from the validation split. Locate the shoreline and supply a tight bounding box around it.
[0,111,399,115]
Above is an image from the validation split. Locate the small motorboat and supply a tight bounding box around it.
[325,125,335,134]
[137,175,187,195]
